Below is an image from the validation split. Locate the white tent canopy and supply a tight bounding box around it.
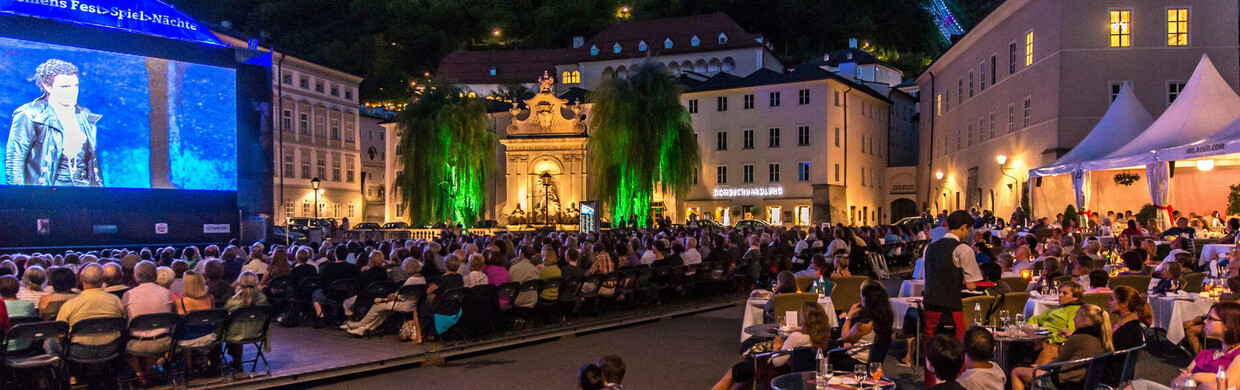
[1082,54,1240,171]
[1028,82,1153,178]
[1156,108,1240,162]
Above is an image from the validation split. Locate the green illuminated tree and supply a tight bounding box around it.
[393,82,496,226]
[587,63,701,227]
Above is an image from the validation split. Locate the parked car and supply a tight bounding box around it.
[381,222,410,229]
[894,216,933,227]
[352,222,381,230]
[273,225,307,243]
[734,219,770,229]
[687,220,724,229]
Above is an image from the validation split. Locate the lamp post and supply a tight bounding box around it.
[997,154,1020,214]
[311,177,321,228]
[540,172,552,227]
[935,171,945,212]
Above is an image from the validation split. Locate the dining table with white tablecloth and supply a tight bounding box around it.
[1022,295,1062,319]
[740,295,838,342]
[899,279,925,297]
[890,297,922,330]
[1150,293,1217,344]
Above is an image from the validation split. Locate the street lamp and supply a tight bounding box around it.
[540,172,552,227]
[934,171,945,212]
[997,154,1020,217]
[311,177,321,227]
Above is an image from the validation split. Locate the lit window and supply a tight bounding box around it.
[590,45,599,55]
[562,71,572,83]
[638,41,647,51]
[665,38,673,49]
[1168,9,1189,46]
[1110,10,1131,47]
[613,43,621,53]
[571,71,580,83]
[691,36,700,46]
[1025,32,1034,66]
[489,67,496,76]
[936,94,941,116]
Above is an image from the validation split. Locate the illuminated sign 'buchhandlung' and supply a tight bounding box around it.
[712,186,784,198]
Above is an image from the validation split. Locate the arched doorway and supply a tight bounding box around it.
[890,198,917,223]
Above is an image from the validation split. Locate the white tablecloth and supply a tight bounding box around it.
[891,297,922,330]
[1151,294,1216,344]
[900,280,925,297]
[992,230,1009,239]
[1200,244,1233,265]
[1022,296,1061,319]
[741,296,838,341]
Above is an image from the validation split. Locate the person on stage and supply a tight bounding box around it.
[922,210,983,386]
[6,59,102,187]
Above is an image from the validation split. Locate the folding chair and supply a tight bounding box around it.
[222,306,274,376]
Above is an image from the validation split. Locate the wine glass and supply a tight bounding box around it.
[998,309,1010,330]
[1015,313,1025,331]
[854,364,868,388]
[869,361,884,382]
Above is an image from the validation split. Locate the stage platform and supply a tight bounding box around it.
[181,294,745,389]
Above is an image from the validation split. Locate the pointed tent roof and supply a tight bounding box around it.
[1029,82,1154,177]
[1083,54,1240,171]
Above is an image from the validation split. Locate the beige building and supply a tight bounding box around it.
[212,31,365,226]
[680,65,894,227]
[916,0,1239,218]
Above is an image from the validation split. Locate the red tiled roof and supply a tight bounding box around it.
[437,48,576,84]
[574,13,764,62]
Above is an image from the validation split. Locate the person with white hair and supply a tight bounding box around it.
[682,236,702,266]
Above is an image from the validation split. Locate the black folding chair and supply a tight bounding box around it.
[223,306,274,376]
[175,309,228,375]
[1033,352,1113,390]
[1,320,69,389]
[126,313,180,379]
[64,317,128,387]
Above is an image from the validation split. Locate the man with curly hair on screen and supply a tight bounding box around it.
[6,59,103,187]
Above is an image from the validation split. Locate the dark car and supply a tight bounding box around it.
[894,216,933,227]
[734,219,770,230]
[273,225,307,244]
[687,220,724,229]
[352,222,381,230]
[381,222,410,229]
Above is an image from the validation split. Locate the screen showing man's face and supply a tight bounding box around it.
[44,74,79,107]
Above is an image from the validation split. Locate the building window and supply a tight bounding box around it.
[743,94,754,109]
[315,82,324,93]
[716,131,728,150]
[285,201,295,217]
[743,164,754,183]
[1008,43,1017,74]
[346,158,355,183]
[956,128,961,151]
[333,204,340,218]
[1110,82,1124,102]
[301,152,311,179]
[797,126,810,146]
[282,109,293,132]
[613,43,621,53]
[299,76,309,89]
[1025,32,1034,66]
[980,63,987,90]
[990,55,997,83]
[768,128,780,148]
[282,73,292,84]
[936,94,941,116]
[590,45,599,55]
[968,71,974,98]
[717,96,728,111]
[1168,8,1189,46]
[302,201,310,215]
[769,91,781,107]
[797,162,810,182]
[717,166,727,184]
[348,203,355,218]
[664,38,673,49]
[1168,81,1186,105]
[1008,104,1015,133]
[688,99,698,113]
[768,163,780,182]
[798,89,810,105]
[691,35,700,46]
[638,41,647,51]
[743,130,754,149]
[317,153,326,179]
[834,127,840,147]
[967,124,973,146]
[1110,10,1131,47]
[692,169,699,185]
[718,33,728,44]
[1023,98,1032,127]
[330,86,339,96]
[988,112,996,139]
[315,115,326,138]
[283,152,294,178]
[861,167,865,186]
[345,91,352,100]
[299,113,309,136]
[978,117,985,142]
[834,91,841,106]
[345,119,355,143]
[332,155,341,181]
[330,118,341,140]
[834,164,840,182]
[958,79,963,104]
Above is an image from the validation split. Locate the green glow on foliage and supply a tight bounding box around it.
[394,82,496,226]
[587,63,701,227]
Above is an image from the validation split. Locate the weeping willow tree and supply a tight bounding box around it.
[394,82,496,226]
[588,63,702,227]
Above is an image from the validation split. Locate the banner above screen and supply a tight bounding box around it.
[0,0,226,47]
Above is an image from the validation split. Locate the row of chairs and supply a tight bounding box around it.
[0,307,274,388]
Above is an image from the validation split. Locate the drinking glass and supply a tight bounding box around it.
[1015,313,1025,330]
[817,359,832,390]
[854,364,868,388]
[998,310,1010,330]
[869,361,883,381]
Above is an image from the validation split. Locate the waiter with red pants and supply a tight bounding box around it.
[921,210,983,386]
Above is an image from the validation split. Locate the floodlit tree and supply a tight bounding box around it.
[587,62,701,227]
[393,82,496,226]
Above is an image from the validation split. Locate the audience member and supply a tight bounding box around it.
[38,266,78,320]
[1013,303,1112,390]
[223,271,267,372]
[925,334,967,390]
[17,265,49,304]
[712,302,832,390]
[0,275,33,318]
[50,263,125,359]
[958,326,1004,390]
[599,355,626,390]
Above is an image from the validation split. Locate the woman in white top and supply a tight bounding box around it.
[17,265,49,304]
[711,302,833,390]
[462,253,489,288]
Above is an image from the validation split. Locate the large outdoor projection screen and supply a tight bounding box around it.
[0,35,237,191]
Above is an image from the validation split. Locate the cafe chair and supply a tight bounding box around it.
[962,296,997,326]
[752,346,816,390]
[771,293,820,325]
[1032,351,1112,390]
[1002,276,1030,293]
[1108,276,1152,293]
[794,277,814,293]
[830,276,868,312]
[1183,272,1207,293]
